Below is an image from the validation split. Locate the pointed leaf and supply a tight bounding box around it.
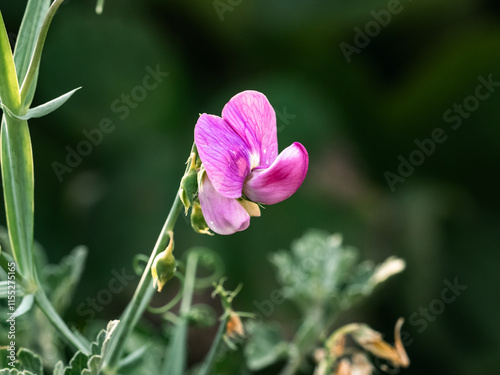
[13,0,50,85]
[0,12,20,111]
[19,0,67,106]
[1,88,81,120]
[13,0,52,107]
[117,345,149,370]
[11,293,34,318]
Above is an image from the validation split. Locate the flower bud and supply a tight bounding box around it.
[190,202,213,235]
[226,310,245,338]
[152,234,176,292]
[179,151,201,213]
[179,168,198,213]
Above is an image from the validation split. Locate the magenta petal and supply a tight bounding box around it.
[222,91,278,168]
[195,114,252,198]
[199,174,250,235]
[243,142,308,205]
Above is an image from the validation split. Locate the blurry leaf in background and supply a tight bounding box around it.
[0,347,43,375]
[244,322,288,371]
[270,229,405,312]
[42,245,87,315]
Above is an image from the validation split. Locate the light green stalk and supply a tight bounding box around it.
[101,194,184,373]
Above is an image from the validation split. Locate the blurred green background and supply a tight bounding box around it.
[1,0,500,373]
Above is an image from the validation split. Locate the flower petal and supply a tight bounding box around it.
[222,90,278,168]
[243,142,308,205]
[198,174,250,235]
[195,114,251,198]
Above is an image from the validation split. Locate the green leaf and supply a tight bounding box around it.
[1,115,35,286]
[66,351,89,374]
[244,323,289,371]
[1,88,81,120]
[0,348,43,375]
[0,12,21,111]
[270,230,358,306]
[13,0,50,108]
[11,293,34,318]
[270,230,405,313]
[18,0,67,107]
[61,320,119,375]
[43,245,87,314]
[0,347,12,369]
[0,369,20,375]
[53,361,64,375]
[117,345,149,370]
[81,356,101,375]
[16,348,43,375]
[13,0,50,82]
[34,288,90,355]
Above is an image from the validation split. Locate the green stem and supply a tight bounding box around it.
[198,313,228,375]
[102,192,184,373]
[279,305,325,375]
[161,252,199,375]
[34,288,90,355]
[180,251,198,315]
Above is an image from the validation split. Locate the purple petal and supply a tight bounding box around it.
[195,114,251,198]
[243,142,308,205]
[198,174,250,235]
[222,91,278,168]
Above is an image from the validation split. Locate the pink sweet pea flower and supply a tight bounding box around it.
[194,90,308,235]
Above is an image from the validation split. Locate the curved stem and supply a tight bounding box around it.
[102,193,184,373]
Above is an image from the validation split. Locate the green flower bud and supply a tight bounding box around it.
[190,202,213,235]
[179,168,198,212]
[179,151,201,214]
[152,233,176,292]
